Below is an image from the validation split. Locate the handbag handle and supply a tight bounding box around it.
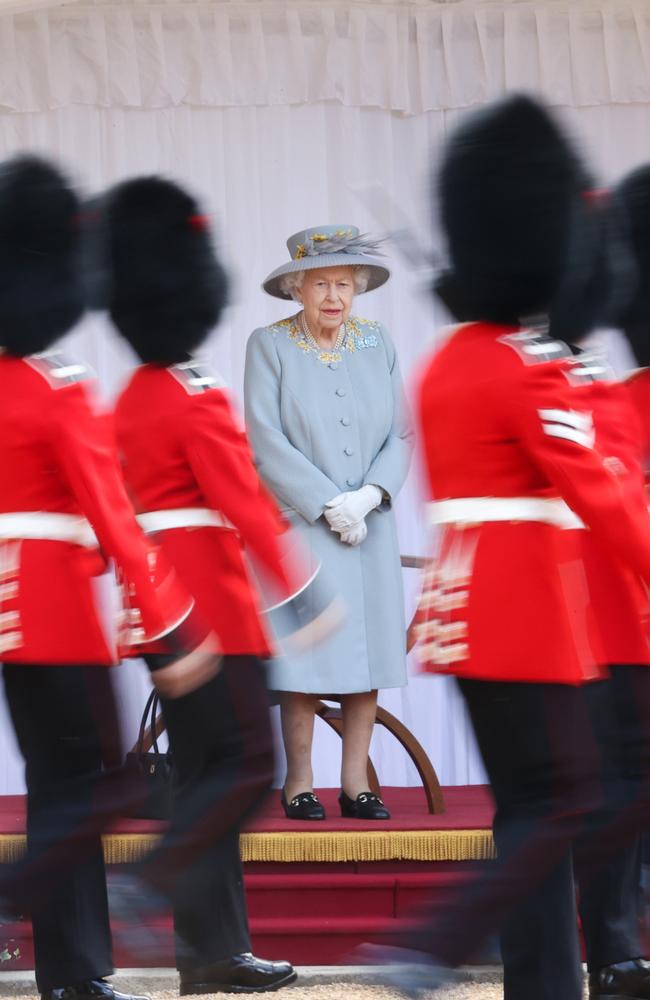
[136,690,155,754]
[129,689,168,756]
[149,692,163,754]
[136,689,164,754]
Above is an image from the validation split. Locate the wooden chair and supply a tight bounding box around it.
[134,555,445,815]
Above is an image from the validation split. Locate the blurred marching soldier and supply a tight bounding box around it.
[0,157,218,1000]
[589,162,650,1000]
[526,192,650,1000]
[91,176,336,994]
[618,165,650,470]
[389,96,650,999]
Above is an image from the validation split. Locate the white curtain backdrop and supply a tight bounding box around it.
[1,0,650,795]
[3,1,650,114]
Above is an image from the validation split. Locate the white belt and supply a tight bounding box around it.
[0,512,99,547]
[428,497,585,530]
[137,507,235,534]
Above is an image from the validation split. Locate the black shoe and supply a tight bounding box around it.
[179,953,297,994]
[280,790,325,820]
[42,980,151,1000]
[589,958,650,999]
[339,790,390,820]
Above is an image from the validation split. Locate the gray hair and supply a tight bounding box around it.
[279,265,370,300]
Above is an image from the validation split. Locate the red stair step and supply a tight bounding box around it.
[0,869,480,971]
[244,873,397,920]
[249,916,398,967]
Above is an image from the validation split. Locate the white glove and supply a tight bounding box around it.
[339,519,368,546]
[324,484,383,532]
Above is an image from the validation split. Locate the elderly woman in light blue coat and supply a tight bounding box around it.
[244,225,413,822]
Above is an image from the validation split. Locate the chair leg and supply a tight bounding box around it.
[374,705,445,814]
[142,699,445,815]
[315,701,444,812]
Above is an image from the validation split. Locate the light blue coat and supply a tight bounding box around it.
[243,313,413,694]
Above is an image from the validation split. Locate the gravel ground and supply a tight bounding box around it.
[0,969,590,1000]
[115,987,508,999]
[0,989,519,1000]
[0,986,590,1000]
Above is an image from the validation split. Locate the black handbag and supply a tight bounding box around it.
[125,689,174,820]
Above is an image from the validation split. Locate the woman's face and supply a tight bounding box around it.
[296,266,356,333]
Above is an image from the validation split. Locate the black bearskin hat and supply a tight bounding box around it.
[549,189,637,346]
[614,165,650,368]
[94,176,228,365]
[0,155,84,356]
[435,94,587,324]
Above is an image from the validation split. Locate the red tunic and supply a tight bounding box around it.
[415,323,650,684]
[0,352,193,664]
[114,361,297,657]
[625,368,650,472]
[579,367,650,666]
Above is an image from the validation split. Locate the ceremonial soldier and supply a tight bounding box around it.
[0,157,216,1000]
[522,194,650,1000]
[617,165,650,464]
[92,175,335,994]
[393,96,650,999]
[589,163,650,1000]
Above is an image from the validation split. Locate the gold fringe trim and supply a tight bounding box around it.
[0,835,27,864]
[0,829,495,865]
[239,830,495,863]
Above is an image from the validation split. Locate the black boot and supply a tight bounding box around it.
[179,953,297,994]
[589,959,650,999]
[41,980,151,1000]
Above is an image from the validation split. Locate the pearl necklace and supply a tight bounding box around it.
[300,311,345,355]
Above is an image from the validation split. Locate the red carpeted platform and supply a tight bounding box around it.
[0,785,494,836]
[248,785,494,830]
[0,786,495,969]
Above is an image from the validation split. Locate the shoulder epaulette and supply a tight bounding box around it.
[169,360,227,395]
[25,351,91,389]
[562,350,614,387]
[497,329,573,366]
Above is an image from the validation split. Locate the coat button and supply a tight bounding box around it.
[346,478,356,487]
[340,416,351,426]
[336,388,346,397]
[344,447,354,456]
[329,362,338,371]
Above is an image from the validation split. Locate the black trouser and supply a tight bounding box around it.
[2,655,274,984]
[402,678,605,1000]
[502,666,650,997]
[575,666,650,971]
[1,664,128,993]
[141,655,274,971]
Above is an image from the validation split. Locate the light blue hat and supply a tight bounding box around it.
[262,224,390,299]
